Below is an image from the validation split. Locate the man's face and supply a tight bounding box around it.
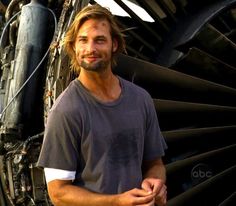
[74,18,117,72]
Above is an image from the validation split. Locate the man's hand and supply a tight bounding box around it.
[141,178,167,206]
[115,188,155,206]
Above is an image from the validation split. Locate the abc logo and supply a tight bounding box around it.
[191,163,213,183]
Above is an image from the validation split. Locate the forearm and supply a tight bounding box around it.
[142,158,167,206]
[144,163,166,183]
[143,159,166,183]
[48,180,116,206]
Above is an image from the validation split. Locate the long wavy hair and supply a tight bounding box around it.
[63,4,126,74]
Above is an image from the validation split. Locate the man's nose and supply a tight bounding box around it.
[86,40,96,53]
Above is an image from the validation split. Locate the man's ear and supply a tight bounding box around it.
[112,39,118,52]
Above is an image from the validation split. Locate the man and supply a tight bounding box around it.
[37,4,167,206]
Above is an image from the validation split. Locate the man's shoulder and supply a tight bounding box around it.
[50,79,81,112]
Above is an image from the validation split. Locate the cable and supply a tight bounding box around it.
[0,10,21,48]
[0,7,58,121]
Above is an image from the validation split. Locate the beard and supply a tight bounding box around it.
[80,59,110,72]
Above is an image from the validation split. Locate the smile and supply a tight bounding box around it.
[85,56,99,62]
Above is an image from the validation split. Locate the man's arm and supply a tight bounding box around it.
[142,158,166,181]
[47,179,155,206]
[142,158,167,206]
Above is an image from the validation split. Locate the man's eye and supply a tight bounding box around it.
[79,38,87,43]
[96,39,105,43]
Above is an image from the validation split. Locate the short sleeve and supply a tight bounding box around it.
[143,95,167,161]
[37,108,80,171]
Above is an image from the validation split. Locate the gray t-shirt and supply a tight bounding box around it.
[37,77,167,194]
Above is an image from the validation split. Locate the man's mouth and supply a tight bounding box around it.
[84,55,100,63]
[86,57,97,62]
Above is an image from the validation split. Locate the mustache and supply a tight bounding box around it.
[82,52,101,58]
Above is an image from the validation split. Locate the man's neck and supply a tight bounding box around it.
[78,69,121,102]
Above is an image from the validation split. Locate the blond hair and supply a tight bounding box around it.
[63,4,126,74]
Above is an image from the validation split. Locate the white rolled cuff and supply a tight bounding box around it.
[44,168,76,183]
